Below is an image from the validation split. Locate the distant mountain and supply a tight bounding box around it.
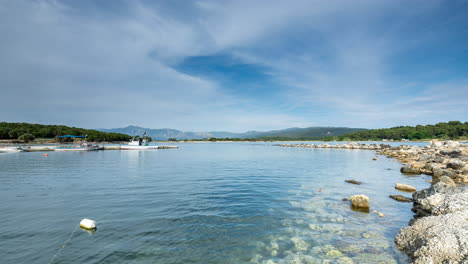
[99,125,366,140]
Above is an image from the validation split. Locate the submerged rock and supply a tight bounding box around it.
[345,180,362,185]
[395,183,416,192]
[389,195,413,202]
[291,237,309,252]
[350,194,370,209]
[352,253,397,264]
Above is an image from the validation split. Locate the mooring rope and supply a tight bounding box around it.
[49,225,79,264]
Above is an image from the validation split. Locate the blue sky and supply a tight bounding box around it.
[0,0,467,132]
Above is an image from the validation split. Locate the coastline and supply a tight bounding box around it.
[278,140,467,263]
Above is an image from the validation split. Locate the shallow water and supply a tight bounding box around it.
[0,142,430,264]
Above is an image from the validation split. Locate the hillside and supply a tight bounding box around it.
[100,126,366,140]
[339,121,467,140]
[0,122,131,142]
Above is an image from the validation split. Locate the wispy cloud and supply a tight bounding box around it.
[0,0,466,131]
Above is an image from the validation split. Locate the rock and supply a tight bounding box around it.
[400,166,421,175]
[432,168,456,179]
[291,237,309,251]
[373,210,385,217]
[342,198,348,201]
[352,253,397,264]
[440,148,462,158]
[395,210,468,264]
[434,175,456,187]
[431,139,443,148]
[389,195,413,202]
[350,194,370,209]
[445,140,461,148]
[336,257,354,264]
[411,162,426,169]
[325,249,343,258]
[345,179,362,185]
[411,181,466,218]
[395,183,417,192]
[447,159,465,170]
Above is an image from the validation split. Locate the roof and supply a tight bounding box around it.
[56,135,88,138]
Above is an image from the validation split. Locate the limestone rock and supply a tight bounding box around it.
[435,175,456,187]
[395,210,468,264]
[395,183,417,192]
[447,159,465,170]
[350,194,370,209]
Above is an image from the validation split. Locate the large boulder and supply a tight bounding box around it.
[395,210,468,264]
[411,181,467,218]
[350,194,370,209]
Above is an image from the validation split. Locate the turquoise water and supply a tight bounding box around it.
[0,142,430,264]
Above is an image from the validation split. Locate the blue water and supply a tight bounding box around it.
[0,142,431,264]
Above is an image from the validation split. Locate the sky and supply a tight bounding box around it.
[0,0,467,132]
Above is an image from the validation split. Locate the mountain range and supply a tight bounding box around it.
[98,126,367,140]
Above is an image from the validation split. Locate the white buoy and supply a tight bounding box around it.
[80,219,96,230]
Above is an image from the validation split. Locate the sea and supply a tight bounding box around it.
[0,142,431,264]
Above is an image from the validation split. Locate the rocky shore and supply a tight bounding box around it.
[279,140,468,263]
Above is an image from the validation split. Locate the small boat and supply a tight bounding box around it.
[54,135,100,151]
[0,146,24,153]
[120,133,159,150]
[55,142,100,151]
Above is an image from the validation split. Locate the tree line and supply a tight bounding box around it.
[336,121,467,141]
[0,122,132,142]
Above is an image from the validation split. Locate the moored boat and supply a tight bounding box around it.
[0,146,23,153]
[54,135,100,151]
[120,133,159,150]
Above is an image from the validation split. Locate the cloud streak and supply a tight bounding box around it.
[0,0,466,131]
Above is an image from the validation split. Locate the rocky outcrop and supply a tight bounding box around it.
[395,181,468,263]
[278,140,468,183]
[278,140,468,263]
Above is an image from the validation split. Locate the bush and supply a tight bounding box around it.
[18,133,35,142]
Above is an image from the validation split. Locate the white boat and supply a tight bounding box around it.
[121,134,159,150]
[0,146,23,153]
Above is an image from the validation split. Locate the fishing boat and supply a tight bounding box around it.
[54,135,100,151]
[120,133,159,150]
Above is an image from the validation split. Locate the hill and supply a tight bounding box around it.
[339,121,467,141]
[99,126,366,140]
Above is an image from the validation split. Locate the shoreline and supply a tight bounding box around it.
[278,140,467,263]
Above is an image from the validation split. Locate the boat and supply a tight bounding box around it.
[54,135,100,151]
[0,146,24,153]
[120,133,159,150]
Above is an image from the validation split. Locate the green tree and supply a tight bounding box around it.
[18,133,35,142]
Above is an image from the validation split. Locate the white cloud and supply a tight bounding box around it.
[0,0,466,131]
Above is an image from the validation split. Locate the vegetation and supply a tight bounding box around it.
[336,121,467,141]
[0,122,132,142]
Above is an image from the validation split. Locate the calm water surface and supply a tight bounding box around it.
[0,142,430,264]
